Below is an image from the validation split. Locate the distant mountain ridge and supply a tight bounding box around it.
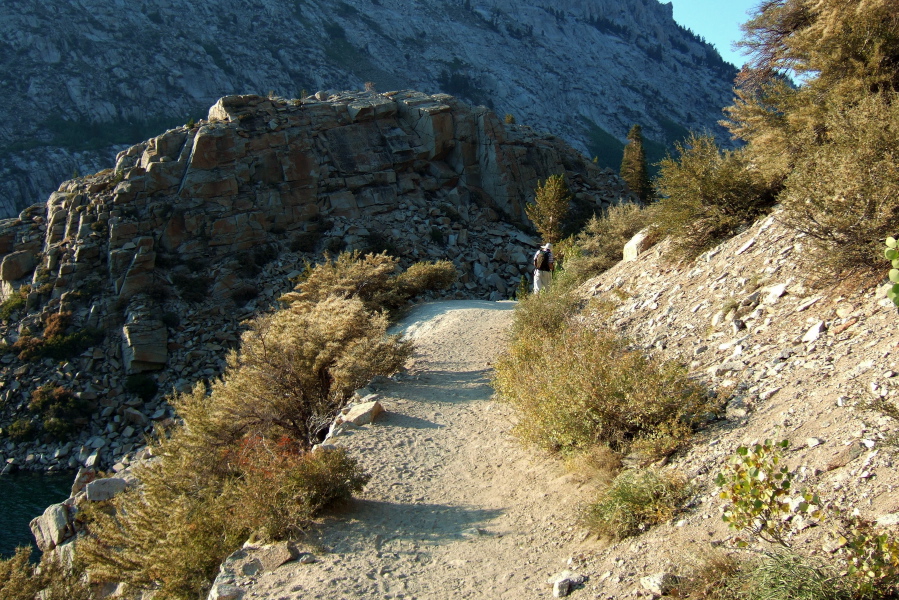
[0,0,736,218]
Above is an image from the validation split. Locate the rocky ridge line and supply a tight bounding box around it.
[0,90,630,475]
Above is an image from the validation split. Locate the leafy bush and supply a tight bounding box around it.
[11,312,104,361]
[654,134,778,259]
[716,440,822,547]
[585,467,691,540]
[281,251,455,314]
[0,290,27,321]
[161,311,181,328]
[778,93,899,273]
[125,374,158,402]
[429,227,444,244]
[565,203,655,283]
[494,320,712,456]
[29,385,93,440]
[5,418,37,442]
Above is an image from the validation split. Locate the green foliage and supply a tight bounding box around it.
[281,251,456,314]
[494,315,712,457]
[172,273,211,303]
[161,311,181,328]
[11,312,104,362]
[125,374,159,402]
[429,227,444,244]
[564,203,655,284]
[839,520,899,597]
[716,440,822,547]
[654,134,778,259]
[0,290,27,321]
[6,418,37,442]
[0,546,92,600]
[29,385,92,440]
[231,286,259,305]
[504,113,516,124]
[290,231,321,253]
[585,467,691,540]
[778,93,899,272]
[526,174,571,245]
[741,552,851,600]
[886,237,899,306]
[620,125,652,202]
[76,250,447,597]
[581,117,626,171]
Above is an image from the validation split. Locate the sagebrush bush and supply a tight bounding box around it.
[205,295,411,447]
[565,203,655,283]
[506,267,582,339]
[125,373,158,401]
[0,290,27,321]
[0,547,92,600]
[12,312,104,362]
[654,134,778,259]
[281,251,456,314]
[494,321,712,456]
[778,93,899,273]
[585,467,691,540]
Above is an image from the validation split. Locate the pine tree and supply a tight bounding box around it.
[620,124,651,202]
[526,174,570,244]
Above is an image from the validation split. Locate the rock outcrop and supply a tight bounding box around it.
[0,91,630,473]
[0,0,738,216]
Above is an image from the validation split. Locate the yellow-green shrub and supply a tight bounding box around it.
[565,202,655,283]
[585,467,691,540]
[654,134,778,259]
[778,93,899,273]
[0,547,92,600]
[281,251,456,313]
[493,321,712,456]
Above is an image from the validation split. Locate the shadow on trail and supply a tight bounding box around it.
[317,499,505,545]
[388,370,494,404]
[376,412,443,430]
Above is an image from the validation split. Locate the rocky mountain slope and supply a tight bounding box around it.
[0,0,737,217]
[0,90,628,474]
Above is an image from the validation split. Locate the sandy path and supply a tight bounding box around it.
[246,300,596,600]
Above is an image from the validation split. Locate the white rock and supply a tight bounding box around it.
[208,584,244,600]
[85,477,129,501]
[623,228,653,262]
[341,400,385,426]
[640,572,679,596]
[802,321,826,343]
[764,284,787,304]
[876,513,899,527]
[806,437,823,448]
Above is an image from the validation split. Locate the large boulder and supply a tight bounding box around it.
[0,250,35,281]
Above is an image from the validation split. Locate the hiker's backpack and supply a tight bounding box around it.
[535,250,550,271]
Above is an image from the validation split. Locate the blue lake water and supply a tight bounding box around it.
[0,472,74,559]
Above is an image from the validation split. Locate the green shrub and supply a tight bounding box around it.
[741,552,851,600]
[12,313,104,362]
[362,231,397,256]
[565,202,655,283]
[0,291,27,321]
[172,273,211,303]
[125,374,158,402]
[585,467,691,540]
[495,317,712,457]
[654,134,778,259]
[290,231,321,253]
[429,227,444,244]
[281,251,455,314]
[29,385,92,440]
[716,440,822,547]
[6,419,37,442]
[778,93,899,273]
[0,546,92,600]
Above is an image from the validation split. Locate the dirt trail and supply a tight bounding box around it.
[245,300,597,599]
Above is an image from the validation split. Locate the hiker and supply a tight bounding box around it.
[532,243,555,293]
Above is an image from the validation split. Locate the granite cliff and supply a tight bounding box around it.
[0,0,737,217]
[0,90,629,474]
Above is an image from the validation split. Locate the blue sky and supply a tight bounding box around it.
[668,0,759,69]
